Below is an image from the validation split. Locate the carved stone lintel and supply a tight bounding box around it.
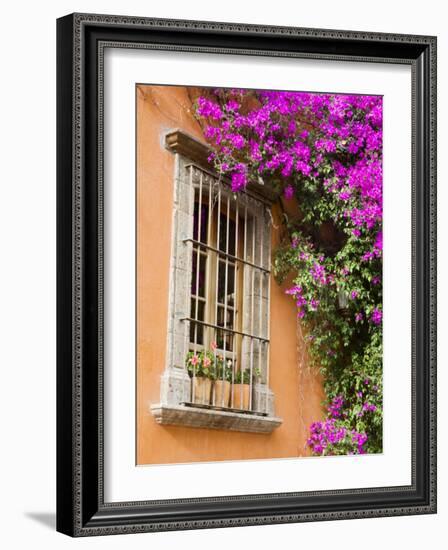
[165,129,279,204]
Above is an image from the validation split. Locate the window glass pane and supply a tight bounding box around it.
[228,215,236,256]
[188,194,250,366]
[216,305,234,351]
[191,251,207,298]
[193,201,208,243]
[217,212,226,252]
[217,260,235,305]
[218,213,237,254]
[216,330,234,352]
[190,299,205,345]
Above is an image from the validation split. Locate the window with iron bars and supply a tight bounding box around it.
[151,132,281,432]
[183,164,272,415]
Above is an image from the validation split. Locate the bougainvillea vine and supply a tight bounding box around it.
[195,88,383,455]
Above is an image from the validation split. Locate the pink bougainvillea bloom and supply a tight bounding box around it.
[196,97,223,119]
[231,171,247,191]
[225,100,239,111]
[226,133,245,149]
[370,308,382,325]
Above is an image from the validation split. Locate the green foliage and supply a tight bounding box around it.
[329,333,383,453]
[273,196,383,453]
[185,349,216,379]
[234,367,261,385]
[213,358,234,383]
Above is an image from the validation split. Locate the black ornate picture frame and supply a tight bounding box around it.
[56,13,437,537]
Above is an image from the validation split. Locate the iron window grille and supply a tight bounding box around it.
[151,131,281,433]
[183,164,271,413]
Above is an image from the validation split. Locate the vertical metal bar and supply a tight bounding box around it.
[194,171,204,402]
[249,213,256,410]
[214,183,221,405]
[265,212,271,415]
[189,167,196,402]
[194,172,203,349]
[240,201,248,409]
[221,194,230,406]
[206,176,213,350]
[183,316,189,404]
[207,176,215,402]
[258,214,263,413]
[231,199,239,408]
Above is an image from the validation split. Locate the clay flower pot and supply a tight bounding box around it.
[233,383,251,410]
[213,380,231,408]
[192,376,212,405]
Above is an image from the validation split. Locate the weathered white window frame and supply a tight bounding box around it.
[150,130,282,433]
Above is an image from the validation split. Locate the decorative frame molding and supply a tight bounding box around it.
[57,13,437,537]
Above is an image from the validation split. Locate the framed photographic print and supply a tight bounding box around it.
[56,13,437,536]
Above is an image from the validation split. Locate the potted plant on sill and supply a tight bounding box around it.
[212,354,233,408]
[233,367,261,411]
[185,349,214,405]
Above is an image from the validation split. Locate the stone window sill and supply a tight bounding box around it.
[150,403,282,434]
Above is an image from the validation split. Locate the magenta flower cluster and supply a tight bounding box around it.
[307,419,348,454]
[306,395,369,456]
[328,394,344,418]
[196,89,382,329]
[370,308,383,325]
[196,91,382,237]
[285,285,320,318]
[285,285,306,318]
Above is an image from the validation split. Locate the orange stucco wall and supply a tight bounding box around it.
[136,85,325,465]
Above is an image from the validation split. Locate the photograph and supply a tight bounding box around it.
[137,85,383,465]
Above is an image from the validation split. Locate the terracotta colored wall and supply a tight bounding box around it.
[136,85,325,465]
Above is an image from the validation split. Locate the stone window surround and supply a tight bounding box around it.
[150,129,282,434]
